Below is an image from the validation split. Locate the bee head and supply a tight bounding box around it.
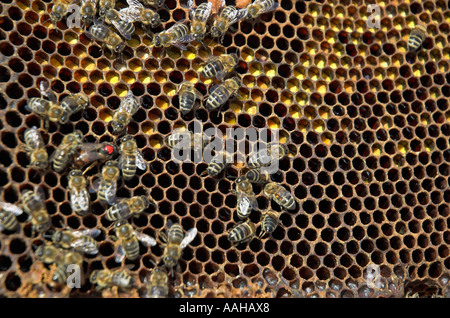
[70,169,83,177]
[247,5,258,19]
[33,151,48,168]
[193,32,204,42]
[151,14,161,27]
[82,14,94,26]
[110,120,124,134]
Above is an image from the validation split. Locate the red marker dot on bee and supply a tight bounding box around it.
[104,145,114,155]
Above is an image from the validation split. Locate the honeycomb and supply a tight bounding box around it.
[0,0,449,298]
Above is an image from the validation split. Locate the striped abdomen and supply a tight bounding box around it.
[201,60,224,79]
[221,6,237,21]
[52,264,69,284]
[180,90,196,114]
[205,85,231,110]
[105,201,131,221]
[167,224,184,245]
[245,168,269,184]
[98,179,113,204]
[229,222,256,244]
[207,153,226,176]
[0,211,19,231]
[274,190,296,210]
[408,26,426,51]
[248,148,271,168]
[169,23,189,40]
[260,212,279,237]
[123,238,140,260]
[122,153,137,180]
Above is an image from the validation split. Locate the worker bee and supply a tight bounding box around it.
[25,81,56,128]
[102,9,135,40]
[72,142,117,170]
[228,220,256,245]
[86,19,126,57]
[22,126,48,169]
[210,6,248,42]
[160,220,198,274]
[50,0,70,24]
[49,227,101,255]
[34,243,83,284]
[51,130,83,173]
[105,195,152,222]
[200,151,232,177]
[68,169,90,216]
[178,82,203,115]
[119,0,161,29]
[189,2,213,45]
[152,22,195,51]
[234,176,257,220]
[112,221,157,262]
[258,209,281,238]
[201,53,239,82]
[144,267,169,298]
[22,188,51,235]
[0,202,24,232]
[90,268,136,290]
[245,168,270,184]
[98,0,115,18]
[264,183,296,211]
[80,0,97,26]
[244,0,279,19]
[205,76,241,112]
[118,135,147,180]
[48,93,89,125]
[92,160,120,205]
[248,143,287,169]
[110,90,140,135]
[408,25,427,52]
[166,130,209,151]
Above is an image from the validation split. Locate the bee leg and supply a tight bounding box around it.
[82,162,97,176]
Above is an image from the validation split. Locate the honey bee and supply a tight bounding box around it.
[210,6,248,41]
[178,82,203,115]
[248,143,287,169]
[90,268,136,290]
[258,209,280,238]
[35,243,83,284]
[22,188,51,235]
[139,0,163,8]
[166,131,209,151]
[244,0,279,19]
[118,135,147,180]
[408,25,427,52]
[72,142,117,170]
[103,9,136,40]
[152,22,195,51]
[245,168,270,184]
[86,18,126,57]
[98,0,116,17]
[22,126,48,169]
[49,227,101,255]
[205,76,241,112]
[234,176,257,220]
[119,0,161,29]
[144,267,169,298]
[48,93,89,125]
[105,196,152,222]
[112,221,157,262]
[92,160,120,205]
[189,2,213,45]
[68,169,90,216]
[263,183,296,211]
[110,90,140,135]
[51,130,83,173]
[80,0,97,26]
[160,220,198,274]
[228,220,256,245]
[200,151,231,177]
[201,53,239,82]
[0,202,24,232]
[50,0,70,24]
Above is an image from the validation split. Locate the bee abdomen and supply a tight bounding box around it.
[408,26,426,51]
[275,193,296,210]
[1,213,19,231]
[52,265,68,284]
[112,272,134,288]
[260,214,278,236]
[180,91,196,114]
[229,222,255,244]
[168,224,184,244]
[201,61,224,79]
[122,155,137,180]
[124,240,140,260]
[245,168,269,184]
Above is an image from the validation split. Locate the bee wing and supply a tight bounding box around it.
[111,19,133,40]
[39,80,57,104]
[136,232,157,247]
[181,0,193,9]
[238,193,256,215]
[0,202,24,216]
[104,181,118,205]
[135,151,147,171]
[71,237,99,255]
[72,229,101,238]
[126,0,144,7]
[118,155,123,170]
[261,1,279,14]
[115,244,126,262]
[180,228,198,249]
[174,34,195,44]
[229,8,248,24]
[70,188,90,211]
